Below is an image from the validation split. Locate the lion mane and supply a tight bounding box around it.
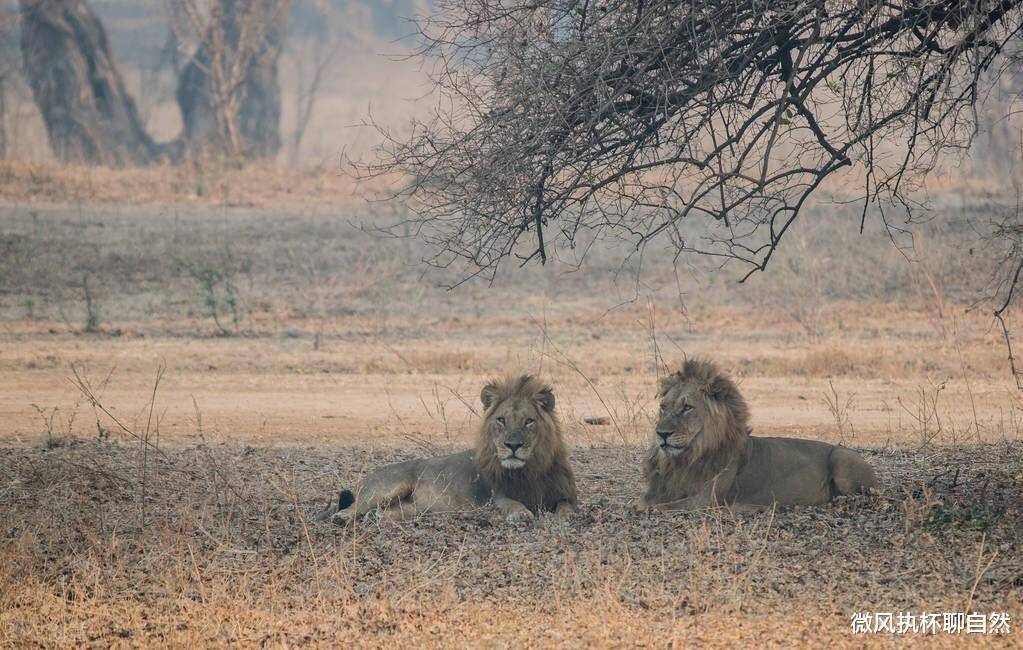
[643,358,751,504]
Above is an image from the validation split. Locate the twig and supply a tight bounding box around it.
[964,533,999,613]
[993,258,1023,389]
[68,363,171,462]
[529,314,626,443]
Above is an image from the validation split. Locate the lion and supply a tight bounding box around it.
[635,358,878,512]
[314,375,577,525]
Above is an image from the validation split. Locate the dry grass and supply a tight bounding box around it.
[1,440,1020,647]
[0,160,402,208]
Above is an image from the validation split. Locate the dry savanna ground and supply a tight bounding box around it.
[1,180,1022,647]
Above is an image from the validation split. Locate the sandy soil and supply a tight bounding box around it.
[1,310,1021,450]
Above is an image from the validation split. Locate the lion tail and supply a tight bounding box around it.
[338,489,355,510]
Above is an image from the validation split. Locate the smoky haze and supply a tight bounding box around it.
[1,0,434,165]
[1,1,1018,178]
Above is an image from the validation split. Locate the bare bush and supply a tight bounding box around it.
[756,229,825,340]
[909,230,951,342]
[898,379,949,446]
[987,192,1023,388]
[822,379,855,445]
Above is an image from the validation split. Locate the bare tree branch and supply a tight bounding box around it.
[359,0,1023,286]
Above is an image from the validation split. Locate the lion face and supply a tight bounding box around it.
[652,359,751,460]
[481,379,555,469]
[655,381,705,456]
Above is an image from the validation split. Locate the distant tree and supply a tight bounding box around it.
[0,6,20,160]
[286,0,343,166]
[16,0,289,164]
[173,0,290,160]
[18,0,160,165]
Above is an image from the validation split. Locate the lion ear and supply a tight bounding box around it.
[536,388,555,413]
[657,372,681,398]
[708,375,737,402]
[480,382,499,410]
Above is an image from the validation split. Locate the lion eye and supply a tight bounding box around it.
[496,416,507,426]
[681,404,693,413]
[524,418,535,427]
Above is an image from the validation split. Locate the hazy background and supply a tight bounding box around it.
[1,0,434,165]
[0,0,1018,179]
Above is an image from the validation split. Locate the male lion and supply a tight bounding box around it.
[315,375,577,524]
[635,358,878,512]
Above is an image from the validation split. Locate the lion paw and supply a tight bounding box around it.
[630,499,652,514]
[314,490,355,525]
[312,503,338,524]
[504,506,535,523]
[312,508,335,523]
[553,501,577,519]
[329,510,354,527]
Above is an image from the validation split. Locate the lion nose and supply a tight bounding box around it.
[505,442,523,454]
[657,430,672,441]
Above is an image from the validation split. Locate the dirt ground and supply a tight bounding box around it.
[1,198,1022,646]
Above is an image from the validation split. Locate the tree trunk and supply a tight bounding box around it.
[0,76,7,159]
[236,34,284,160]
[175,0,287,161]
[18,0,160,165]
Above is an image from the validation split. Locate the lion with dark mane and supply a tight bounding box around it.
[636,358,878,512]
[315,375,577,524]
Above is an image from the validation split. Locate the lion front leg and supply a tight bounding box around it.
[494,494,534,523]
[631,487,673,513]
[553,499,577,518]
[313,488,356,524]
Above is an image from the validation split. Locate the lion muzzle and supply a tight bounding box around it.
[499,441,530,468]
[657,430,689,455]
[497,435,531,468]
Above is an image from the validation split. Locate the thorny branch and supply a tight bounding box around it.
[359,0,1023,288]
